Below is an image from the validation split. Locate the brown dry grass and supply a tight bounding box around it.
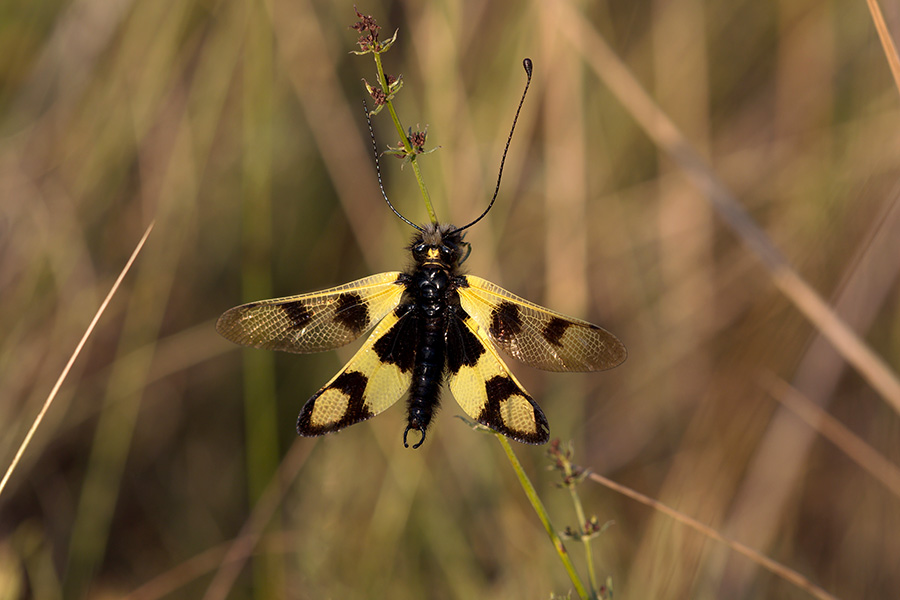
[1,0,899,598]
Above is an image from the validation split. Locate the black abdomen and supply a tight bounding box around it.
[403,264,451,448]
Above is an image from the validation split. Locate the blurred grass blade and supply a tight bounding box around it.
[238,1,283,597]
[555,0,900,412]
[201,439,314,600]
[764,373,900,499]
[0,221,155,500]
[586,471,838,600]
[865,0,900,95]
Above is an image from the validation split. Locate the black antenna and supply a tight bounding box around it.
[364,99,423,232]
[453,58,533,234]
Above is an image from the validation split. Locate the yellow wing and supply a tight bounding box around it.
[446,313,549,444]
[456,275,626,372]
[297,306,416,436]
[216,272,405,353]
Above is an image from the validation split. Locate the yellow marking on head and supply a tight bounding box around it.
[426,248,441,260]
[310,388,351,426]
[500,395,537,434]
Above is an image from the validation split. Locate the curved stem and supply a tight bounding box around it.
[495,434,590,600]
[372,52,437,224]
[567,473,599,593]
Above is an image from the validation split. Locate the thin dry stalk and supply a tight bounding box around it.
[764,373,900,499]
[865,0,900,95]
[588,472,839,600]
[0,221,155,500]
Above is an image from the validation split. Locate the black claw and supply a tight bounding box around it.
[403,425,425,449]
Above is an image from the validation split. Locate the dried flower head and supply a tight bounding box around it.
[351,7,381,52]
[409,128,427,153]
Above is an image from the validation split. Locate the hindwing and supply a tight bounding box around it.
[297,305,417,436]
[216,272,405,353]
[446,313,549,444]
[457,275,627,372]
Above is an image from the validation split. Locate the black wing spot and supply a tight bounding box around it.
[282,303,313,328]
[483,375,521,406]
[480,375,549,444]
[297,371,372,435]
[542,317,571,347]
[332,371,369,407]
[373,305,418,373]
[490,301,523,343]
[333,292,369,334]
[446,317,486,374]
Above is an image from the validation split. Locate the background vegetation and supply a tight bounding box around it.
[1,0,899,598]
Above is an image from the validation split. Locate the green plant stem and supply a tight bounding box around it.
[372,51,437,224]
[495,434,590,600]
[568,481,599,593]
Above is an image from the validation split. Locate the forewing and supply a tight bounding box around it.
[446,313,549,444]
[216,272,405,353]
[457,275,626,372]
[297,306,417,436]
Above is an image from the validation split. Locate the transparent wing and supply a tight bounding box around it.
[457,275,626,372]
[216,272,405,353]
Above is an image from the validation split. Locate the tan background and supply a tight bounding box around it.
[1,0,899,598]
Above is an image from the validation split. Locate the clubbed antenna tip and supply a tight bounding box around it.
[453,58,534,234]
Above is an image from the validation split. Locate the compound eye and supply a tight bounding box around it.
[413,243,427,258]
[439,245,454,262]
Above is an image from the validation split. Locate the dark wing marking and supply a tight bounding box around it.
[297,307,415,436]
[216,272,405,353]
[446,314,549,444]
[457,275,626,372]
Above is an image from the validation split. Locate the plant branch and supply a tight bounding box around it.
[496,434,591,600]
